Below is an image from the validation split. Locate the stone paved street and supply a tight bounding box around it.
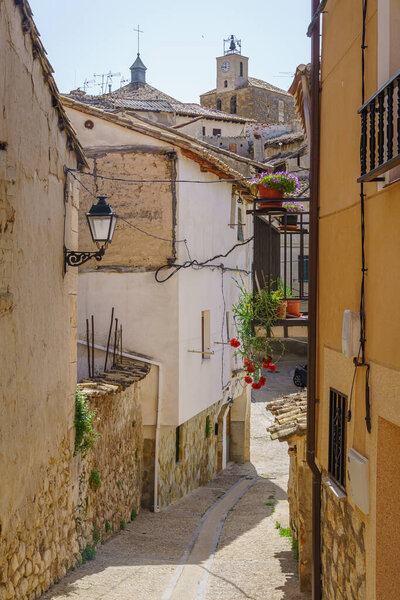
[41,352,310,600]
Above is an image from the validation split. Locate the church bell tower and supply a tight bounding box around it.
[216,35,248,93]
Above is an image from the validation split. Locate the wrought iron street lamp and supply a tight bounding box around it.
[64,195,117,270]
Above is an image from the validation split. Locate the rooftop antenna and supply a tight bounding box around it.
[133,24,144,54]
[93,71,121,95]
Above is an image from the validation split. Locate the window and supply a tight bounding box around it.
[230,95,237,114]
[328,389,347,489]
[201,310,211,359]
[212,128,221,136]
[224,80,228,88]
[298,255,309,283]
[278,99,284,123]
[237,207,244,241]
[175,426,182,463]
[240,62,243,77]
[216,99,222,110]
[202,126,206,136]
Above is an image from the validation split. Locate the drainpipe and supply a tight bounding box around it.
[307,1,322,599]
[77,340,163,513]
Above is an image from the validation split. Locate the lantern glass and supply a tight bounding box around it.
[86,196,117,245]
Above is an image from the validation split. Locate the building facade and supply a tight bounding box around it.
[200,36,298,126]
[62,98,254,511]
[305,1,400,599]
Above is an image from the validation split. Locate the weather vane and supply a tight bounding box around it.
[133,24,144,54]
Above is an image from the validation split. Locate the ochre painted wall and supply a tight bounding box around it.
[317,1,400,598]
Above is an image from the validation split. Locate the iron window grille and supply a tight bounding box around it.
[328,388,347,489]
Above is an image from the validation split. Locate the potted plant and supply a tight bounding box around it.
[252,171,299,209]
[232,278,285,389]
[277,278,301,317]
[281,201,305,228]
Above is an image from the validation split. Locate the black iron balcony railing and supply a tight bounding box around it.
[358,69,400,182]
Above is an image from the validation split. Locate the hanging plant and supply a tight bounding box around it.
[232,278,284,388]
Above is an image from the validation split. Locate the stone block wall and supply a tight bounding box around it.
[157,400,224,509]
[0,361,150,600]
[320,477,366,600]
[200,86,297,126]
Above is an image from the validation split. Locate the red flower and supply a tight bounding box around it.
[230,338,241,348]
[268,364,277,372]
[244,376,253,384]
[244,358,251,364]
[259,376,266,385]
[247,366,255,373]
[251,382,260,390]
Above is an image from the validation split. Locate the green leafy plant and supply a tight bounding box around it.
[92,527,100,545]
[105,520,110,532]
[232,277,284,383]
[74,388,100,456]
[276,522,298,560]
[120,519,126,530]
[277,277,295,299]
[253,171,299,194]
[89,468,101,491]
[205,416,212,438]
[130,508,137,521]
[81,544,96,563]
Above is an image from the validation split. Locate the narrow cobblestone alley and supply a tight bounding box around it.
[41,354,310,600]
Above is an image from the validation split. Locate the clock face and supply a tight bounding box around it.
[221,61,230,73]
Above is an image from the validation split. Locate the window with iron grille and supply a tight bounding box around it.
[328,389,347,488]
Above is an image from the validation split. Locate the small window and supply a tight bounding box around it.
[216,99,222,110]
[202,126,206,136]
[201,310,211,359]
[278,99,284,123]
[298,255,309,283]
[237,207,244,241]
[240,62,243,77]
[230,95,237,114]
[328,389,347,489]
[175,426,182,463]
[224,80,228,88]
[213,128,222,136]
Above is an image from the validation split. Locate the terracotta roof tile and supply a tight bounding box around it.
[267,391,307,441]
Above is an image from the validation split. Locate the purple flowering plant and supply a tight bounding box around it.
[282,201,305,213]
[253,171,299,195]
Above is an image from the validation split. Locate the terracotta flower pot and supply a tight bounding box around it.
[286,299,301,317]
[258,185,283,209]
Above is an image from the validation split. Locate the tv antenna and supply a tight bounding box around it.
[93,71,121,94]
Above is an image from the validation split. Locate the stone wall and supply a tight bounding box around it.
[157,400,224,509]
[75,360,149,546]
[0,361,150,600]
[201,87,297,126]
[320,477,366,600]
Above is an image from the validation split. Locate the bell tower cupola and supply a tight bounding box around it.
[130,25,147,87]
[216,35,248,93]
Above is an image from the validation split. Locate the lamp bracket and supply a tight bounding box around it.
[64,245,105,271]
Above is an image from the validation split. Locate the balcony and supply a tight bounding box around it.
[358,70,400,182]
[248,199,309,337]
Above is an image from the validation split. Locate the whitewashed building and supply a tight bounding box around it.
[63,98,259,509]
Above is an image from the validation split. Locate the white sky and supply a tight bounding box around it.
[29,0,311,102]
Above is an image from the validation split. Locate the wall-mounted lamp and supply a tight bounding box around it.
[64,195,117,270]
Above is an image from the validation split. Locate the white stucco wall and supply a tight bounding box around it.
[65,104,252,427]
[176,155,251,423]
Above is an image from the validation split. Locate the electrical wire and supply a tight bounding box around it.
[67,167,255,185]
[118,216,188,244]
[154,236,254,283]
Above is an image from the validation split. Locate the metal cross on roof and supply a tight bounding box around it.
[134,24,144,54]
